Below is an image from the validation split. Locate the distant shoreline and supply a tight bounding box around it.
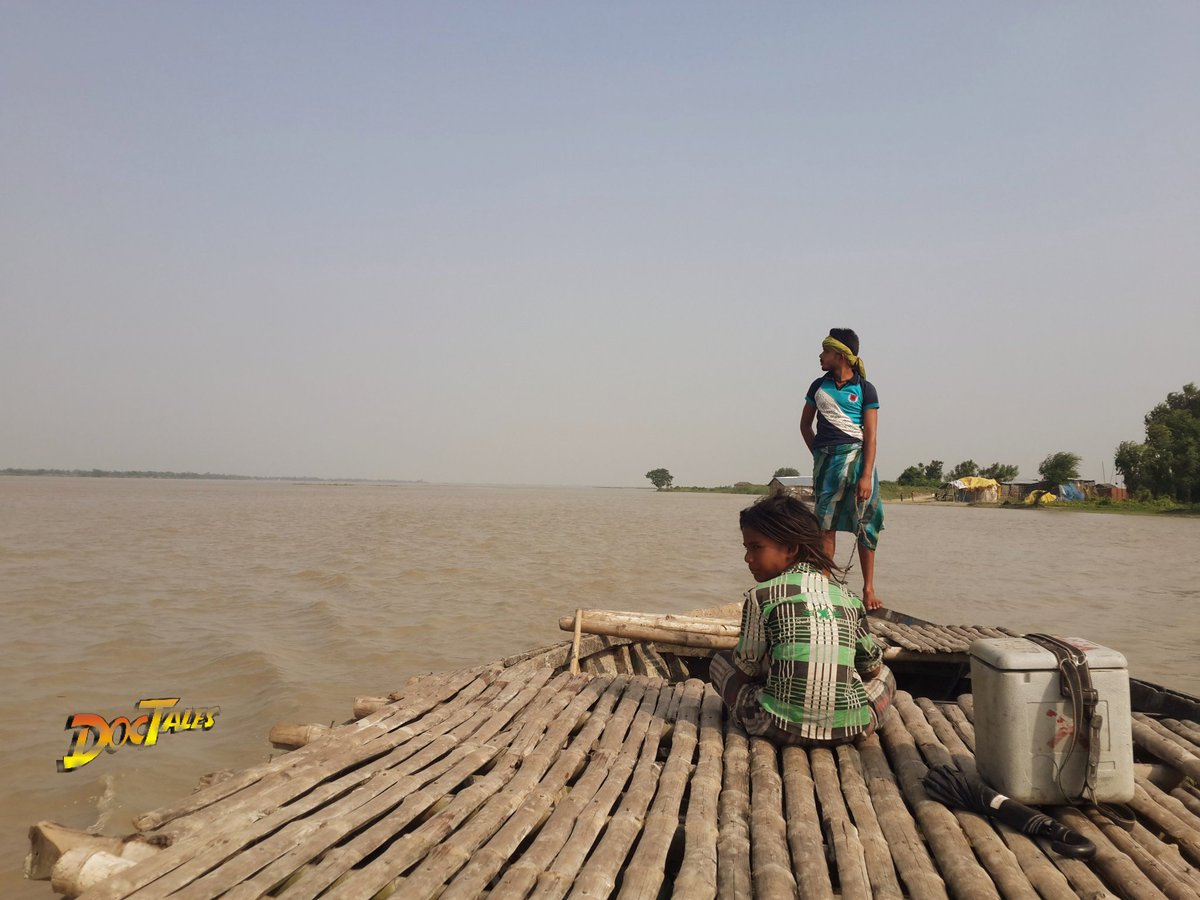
[0,468,425,484]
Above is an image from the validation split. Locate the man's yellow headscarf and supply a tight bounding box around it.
[822,336,866,379]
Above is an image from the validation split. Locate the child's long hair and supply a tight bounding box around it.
[740,493,842,578]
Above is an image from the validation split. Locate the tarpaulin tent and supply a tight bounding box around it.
[950,476,1001,503]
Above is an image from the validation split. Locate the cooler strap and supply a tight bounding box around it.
[1024,633,1102,804]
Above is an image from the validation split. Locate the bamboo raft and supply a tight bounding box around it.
[27,607,1200,899]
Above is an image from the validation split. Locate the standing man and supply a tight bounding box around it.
[800,328,885,609]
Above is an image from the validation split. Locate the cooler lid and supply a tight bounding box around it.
[969,637,1127,671]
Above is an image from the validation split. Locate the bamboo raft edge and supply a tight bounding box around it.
[26,606,1200,899]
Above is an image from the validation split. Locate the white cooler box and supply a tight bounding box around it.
[969,637,1134,805]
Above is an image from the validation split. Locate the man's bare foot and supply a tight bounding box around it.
[862,589,883,611]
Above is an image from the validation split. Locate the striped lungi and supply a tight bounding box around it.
[813,442,884,550]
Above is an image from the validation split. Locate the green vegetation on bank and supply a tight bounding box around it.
[997,496,1200,517]
[668,483,770,495]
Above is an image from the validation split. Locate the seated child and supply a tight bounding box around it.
[711,492,895,746]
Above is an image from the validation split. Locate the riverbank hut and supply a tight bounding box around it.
[950,476,1000,503]
[768,474,813,498]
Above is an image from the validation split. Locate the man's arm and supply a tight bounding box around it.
[857,407,878,501]
[800,404,817,454]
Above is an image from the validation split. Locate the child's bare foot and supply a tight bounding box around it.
[862,589,883,610]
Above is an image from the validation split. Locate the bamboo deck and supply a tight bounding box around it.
[27,617,1200,899]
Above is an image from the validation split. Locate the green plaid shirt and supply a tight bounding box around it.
[733,563,882,742]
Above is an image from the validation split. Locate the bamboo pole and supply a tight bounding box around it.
[1084,809,1200,899]
[1133,715,1200,783]
[915,698,1076,900]
[1162,718,1200,746]
[913,698,974,772]
[51,848,138,898]
[1173,786,1200,820]
[85,669,508,900]
[671,686,724,900]
[557,609,740,637]
[489,677,653,899]
[331,676,619,900]
[717,721,753,899]
[746,737,798,900]
[267,723,331,750]
[868,619,922,652]
[619,679,706,900]
[554,611,740,651]
[133,663,499,835]
[1052,806,1170,900]
[169,672,565,900]
[1136,713,1200,753]
[571,609,583,675]
[282,675,611,900]
[353,696,389,719]
[25,823,159,883]
[534,682,671,899]
[358,676,618,900]
[892,693,1036,900]
[836,744,904,899]
[565,682,678,899]
[877,696,1000,899]
[938,701,976,753]
[1124,821,1200,893]
[1130,781,1200,864]
[100,669,552,900]
[779,746,833,899]
[856,735,947,899]
[956,692,975,722]
[810,747,870,900]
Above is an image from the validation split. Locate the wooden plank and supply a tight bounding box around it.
[81,669,516,899]
[132,665,499,836]
[835,744,903,899]
[856,735,947,900]
[671,687,723,900]
[1133,714,1200,782]
[716,721,752,899]
[619,679,705,900]
[810,747,870,900]
[1085,808,1200,899]
[565,682,679,899]
[747,738,797,900]
[1130,781,1200,865]
[893,694,1036,900]
[351,675,625,900]
[278,674,609,900]
[878,696,1000,899]
[140,670,561,900]
[484,678,651,899]
[779,746,833,900]
[1053,806,1170,900]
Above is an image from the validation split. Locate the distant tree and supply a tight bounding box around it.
[948,459,979,480]
[924,460,945,482]
[1115,383,1200,502]
[1114,440,1148,493]
[897,464,926,486]
[645,468,674,491]
[980,462,1019,482]
[773,467,800,478]
[1038,451,1081,485]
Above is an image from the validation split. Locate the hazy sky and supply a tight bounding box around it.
[3,3,1197,486]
